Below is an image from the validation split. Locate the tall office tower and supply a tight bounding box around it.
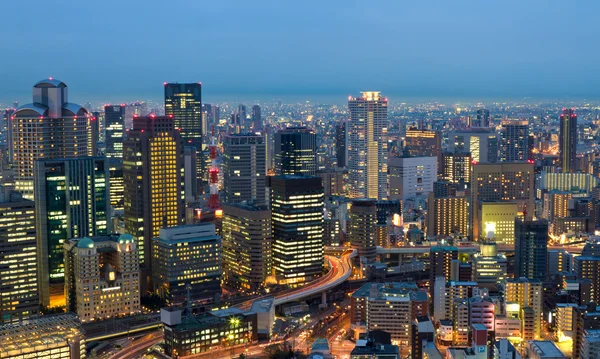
[183,146,198,203]
[347,92,388,200]
[426,193,469,237]
[443,151,472,187]
[448,128,499,163]
[222,203,272,292]
[505,278,543,340]
[0,190,38,323]
[251,105,262,130]
[430,246,458,300]
[500,120,530,162]
[348,199,377,263]
[164,83,203,186]
[222,134,267,205]
[335,121,347,168]
[405,128,442,174]
[104,104,126,158]
[274,127,317,176]
[470,162,535,241]
[515,219,548,281]
[12,79,90,199]
[0,314,85,359]
[108,158,124,213]
[271,176,324,286]
[64,234,141,322]
[123,115,185,284]
[476,109,490,127]
[560,108,577,173]
[3,108,15,164]
[472,241,507,288]
[238,104,247,124]
[34,157,111,307]
[388,155,437,201]
[152,224,221,307]
[88,114,99,156]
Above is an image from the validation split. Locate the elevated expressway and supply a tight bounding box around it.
[237,249,356,310]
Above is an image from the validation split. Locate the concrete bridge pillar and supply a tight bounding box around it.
[319,291,328,309]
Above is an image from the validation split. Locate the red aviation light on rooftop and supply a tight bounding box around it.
[527,159,534,164]
[163,82,167,86]
[150,114,156,118]
[168,114,173,118]
[471,160,478,165]
[49,77,53,80]
[121,103,126,107]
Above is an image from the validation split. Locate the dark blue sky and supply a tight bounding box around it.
[2,0,600,104]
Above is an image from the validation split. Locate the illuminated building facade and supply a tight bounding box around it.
[152,224,221,307]
[470,162,534,241]
[426,193,469,237]
[222,203,272,292]
[515,219,548,281]
[274,127,317,176]
[123,115,185,279]
[574,256,600,304]
[108,158,124,213]
[388,155,437,201]
[64,234,140,322]
[429,246,458,300]
[271,175,324,286]
[12,79,90,199]
[347,92,388,200]
[479,201,519,245]
[161,307,257,357]
[0,190,38,323]
[405,128,442,174]
[34,157,110,307]
[500,120,530,162]
[506,278,542,340]
[222,134,267,205]
[335,121,347,168]
[348,199,378,263]
[472,242,507,287]
[104,104,126,158]
[538,171,599,194]
[443,151,471,187]
[448,127,499,163]
[0,313,85,359]
[560,108,577,173]
[164,83,202,148]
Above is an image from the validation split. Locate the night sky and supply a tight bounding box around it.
[1,0,599,104]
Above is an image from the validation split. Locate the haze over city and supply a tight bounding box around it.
[2,1,600,104]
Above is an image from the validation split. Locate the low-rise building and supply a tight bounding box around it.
[493,339,521,359]
[581,329,600,359]
[0,313,85,359]
[525,341,566,359]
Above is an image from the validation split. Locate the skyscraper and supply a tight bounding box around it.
[271,176,324,286]
[222,134,267,205]
[335,121,347,168]
[426,193,469,237]
[123,115,185,284]
[388,155,437,201]
[514,219,548,281]
[348,199,378,263]
[500,120,530,162]
[164,83,202,146]
[476,109,490,127]
[164,83,203,183]
[347,92,388,200]
[104,104,126,158]
[274,127,317,177]
[447,128,499,163]
[34,157,111,307]
[251,105,262,130]
[470,162,535,241]
[443,151,471,187]
[222,203,272,292]
[559,108,577,173]
[405,128,442,174]
[0,190,38,323]
[12,79,90,199]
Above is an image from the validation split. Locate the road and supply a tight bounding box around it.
[237,249,356,310]
[108,331,162,359]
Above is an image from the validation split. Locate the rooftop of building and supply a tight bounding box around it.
[583,329,600,342]
[430,245,459,252]
[312,338,330,352]
[0,313,83,355]
[352,282,418,299]
[507,277,542,284]
[351,342,398,356]
[34,78,67,88]
[526,341,566,358]
[472,323,488,331]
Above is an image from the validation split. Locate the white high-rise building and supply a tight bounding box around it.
[12,79,90,199]
[347,92,388,200]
